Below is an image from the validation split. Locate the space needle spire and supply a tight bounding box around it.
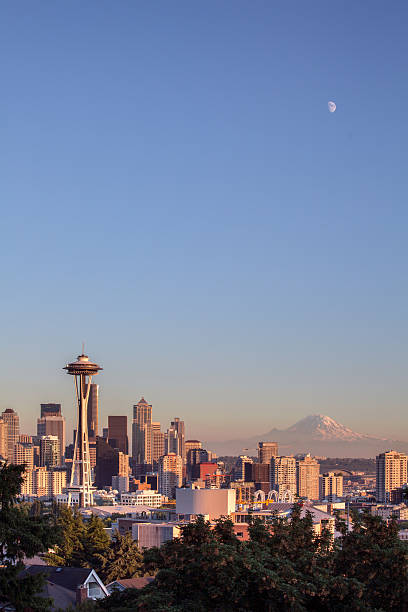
[64,350,102,507]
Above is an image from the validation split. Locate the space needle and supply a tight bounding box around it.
[64,349,102,507]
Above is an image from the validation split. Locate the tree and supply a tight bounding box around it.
[83,514,110,575]
[0,463,57,611]
[335,511,408,611]
[100,531,144,584]
[45,505,86,567]
[46,507,110,574]
[94,505,408,612]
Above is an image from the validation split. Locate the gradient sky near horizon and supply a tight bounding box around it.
[1,1,408,443]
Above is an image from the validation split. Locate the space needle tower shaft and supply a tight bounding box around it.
[64,350,102,507]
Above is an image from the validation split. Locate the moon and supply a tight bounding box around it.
[328,101,336,113]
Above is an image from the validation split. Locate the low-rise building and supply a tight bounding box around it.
[176,487,236,519]
[132,522,180,549]
[120,490,163,508]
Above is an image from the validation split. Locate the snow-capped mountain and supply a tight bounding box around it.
[207,414,406,457]
[286,414,368,441]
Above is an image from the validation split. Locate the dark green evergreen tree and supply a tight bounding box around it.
[45,505,86,567]
[0,463,57,611]
[100,531,144,583]
[82,514,110,575]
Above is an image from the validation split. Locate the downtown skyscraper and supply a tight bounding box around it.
[132,397,152,464]
[37,403,65,464]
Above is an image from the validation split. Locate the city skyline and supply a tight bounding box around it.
[2,2,408,440]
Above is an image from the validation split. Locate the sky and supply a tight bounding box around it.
[1,1,408,444]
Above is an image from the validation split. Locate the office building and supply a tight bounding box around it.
[108,415,128,454]
[152,422,165,465]
[170,417,185,461]
[112,475,130,494]
[234,456,253,481]
[158,453,182,498]
[95,437,129,489]
[258,441,278,464]
[0,419,8,460]
[270,456,297,495]
[320,472,344,501]
[251,462,270,483]
[165,426,180,456]
[296,455,320,500]
[191,461,218,481]
[13,441,34,471]
[185,440,202,455]
[87,384,98,439]
[40,404,61,417]
[87,384,98,469]
[121,490,163,508]
[39,435,60,469]
[1,408,19,460]
[376,450,408,503]
[132,397,152,464]
[37,408,66,464]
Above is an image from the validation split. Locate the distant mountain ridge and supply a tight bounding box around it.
[206,414,406,458]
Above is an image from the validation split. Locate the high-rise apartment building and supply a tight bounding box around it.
[1,409,20,460]
[258,441,278,464]
[296,455,320,500]
[320,472,344,501]
[132,398,152,464]
[32,467,67,499]
[37,406,65,465]
[39,435,60,469]
[152,422,165,464]
[0,419,8,460]
[158,453,182,499]
[13,441,34,470]
[270,456,297,495]
[376,450,408,503]
[108,415,128,454]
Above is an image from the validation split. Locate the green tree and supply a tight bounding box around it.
[100,531,144,584]
[335,511,408,611]
[83,514,110,575]
[0,463,57,611]
[45,505,86,567]
[94,505,408,612]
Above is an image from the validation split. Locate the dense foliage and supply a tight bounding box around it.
[95,505,408,612]
[0,463,57,611]
[46,507,144,583]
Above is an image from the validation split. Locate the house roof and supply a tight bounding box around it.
[24,565,94,592]
[109,576,154,590]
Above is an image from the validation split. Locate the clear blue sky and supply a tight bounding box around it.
[1,1,407,443]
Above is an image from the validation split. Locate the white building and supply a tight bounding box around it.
[270,456,297,496]
[120,490,163,508]
[132,522,180,549]
[176,487,236,519]
[158,453,182,498]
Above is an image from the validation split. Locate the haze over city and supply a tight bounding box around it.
[2,2,408,441]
